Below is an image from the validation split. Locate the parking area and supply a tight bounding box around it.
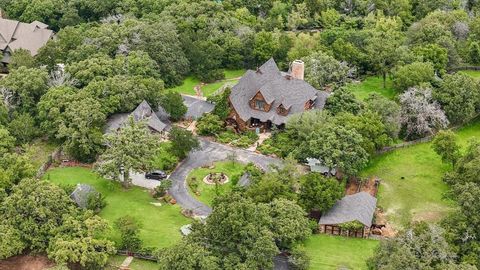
[131,172,164,189]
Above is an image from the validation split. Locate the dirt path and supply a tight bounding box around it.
[0,254,54,270]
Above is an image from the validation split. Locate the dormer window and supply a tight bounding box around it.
[254,99,266,110]
[277,104,289,116]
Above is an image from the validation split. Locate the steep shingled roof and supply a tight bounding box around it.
[105,100,168,133]
[70,184,96,209]
[0,18,53,63]
[229,58,329,126]
[319,192,377,227]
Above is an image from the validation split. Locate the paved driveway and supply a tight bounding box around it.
[169,138,282,216]
[131,172,162,189]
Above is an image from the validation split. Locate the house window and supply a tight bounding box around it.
[254,99,266,110]
[277,105,288,116]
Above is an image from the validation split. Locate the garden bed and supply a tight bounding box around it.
[187,161,245,205]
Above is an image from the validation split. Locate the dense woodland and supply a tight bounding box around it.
[1,0,480,269]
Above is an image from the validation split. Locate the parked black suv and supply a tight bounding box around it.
[145,170,167,180]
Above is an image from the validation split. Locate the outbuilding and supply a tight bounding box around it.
[319,192,377,238]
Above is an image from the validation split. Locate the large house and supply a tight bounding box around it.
[0,18,54,69]
[228,58,329,131]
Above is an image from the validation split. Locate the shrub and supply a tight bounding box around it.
[244,162,263,181]
[87,192,107,213]
[153,180,172,198]
[230,174,240,186]
[151,143,179,172]
[59,183,76,195]
[244,130,259,140]
[160,91,187,121]
[257,138,282,156]
[114,215,143,251]
[288,245,311,270]
[216,130,239,144]
[338,220,364,231]
[393,62,434,92]
[188,177,199,193]
[196,113,224,136]
[208,88,231,120]
[231,135,255,148]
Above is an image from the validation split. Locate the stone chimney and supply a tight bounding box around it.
[291,60,304,80]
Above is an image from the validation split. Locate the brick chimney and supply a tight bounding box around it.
[291,60,304,80]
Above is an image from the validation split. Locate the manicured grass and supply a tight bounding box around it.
[168,76,199,96]
[168,69,244,97]
[346,76,396,100]
[24,140,57,169]
[361,120,480,230]
[107,256,158,270]
[458,70,480,79]
[201,79,239,97]
[187,161,245,206]
[304,235,379,270]
[44,167,190,248]
[224,69,245,79]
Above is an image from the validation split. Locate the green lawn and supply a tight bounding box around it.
[168,69,244,97]
[107,256,158,270]
[25,139,58,169]
[201,79,239,97]
[187,161,245,206]
[459,69,480,79]
[44,167,190,248]
[224,69,245,79]
[346,76,396,100]
[361,120,480,230]
[304,235,379,270]
[168,76,200,96]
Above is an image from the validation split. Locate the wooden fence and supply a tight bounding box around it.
[36,148,61,179]
[377,114,480,154]
[449,66,480,72]
[116,250,157,261]
[376,136,433,154]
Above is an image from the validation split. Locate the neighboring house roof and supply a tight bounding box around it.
[182,95,215,119]
[105,100,168,133]
[0,18,53,63]
[180,224,192,236]
[237,172,251,187]
[229,58,329,126]
[70,184,96,209]
[319,192,377,227]
[306,157,337,175]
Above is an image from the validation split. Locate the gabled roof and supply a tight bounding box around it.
[70,184,96,209]
[229,58,328,126]
[105,100,168,133]
[319,192,377,227]
[0,18,53,63]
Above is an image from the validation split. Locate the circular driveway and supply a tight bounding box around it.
[169,138,282,216]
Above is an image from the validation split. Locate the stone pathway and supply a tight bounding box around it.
[119,256,133,270]
[247,132,271,151]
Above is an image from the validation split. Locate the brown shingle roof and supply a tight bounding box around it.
[319,192,377,227]
[0,18,53,63]
[229,58,328,126]
[105,100,168,133]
